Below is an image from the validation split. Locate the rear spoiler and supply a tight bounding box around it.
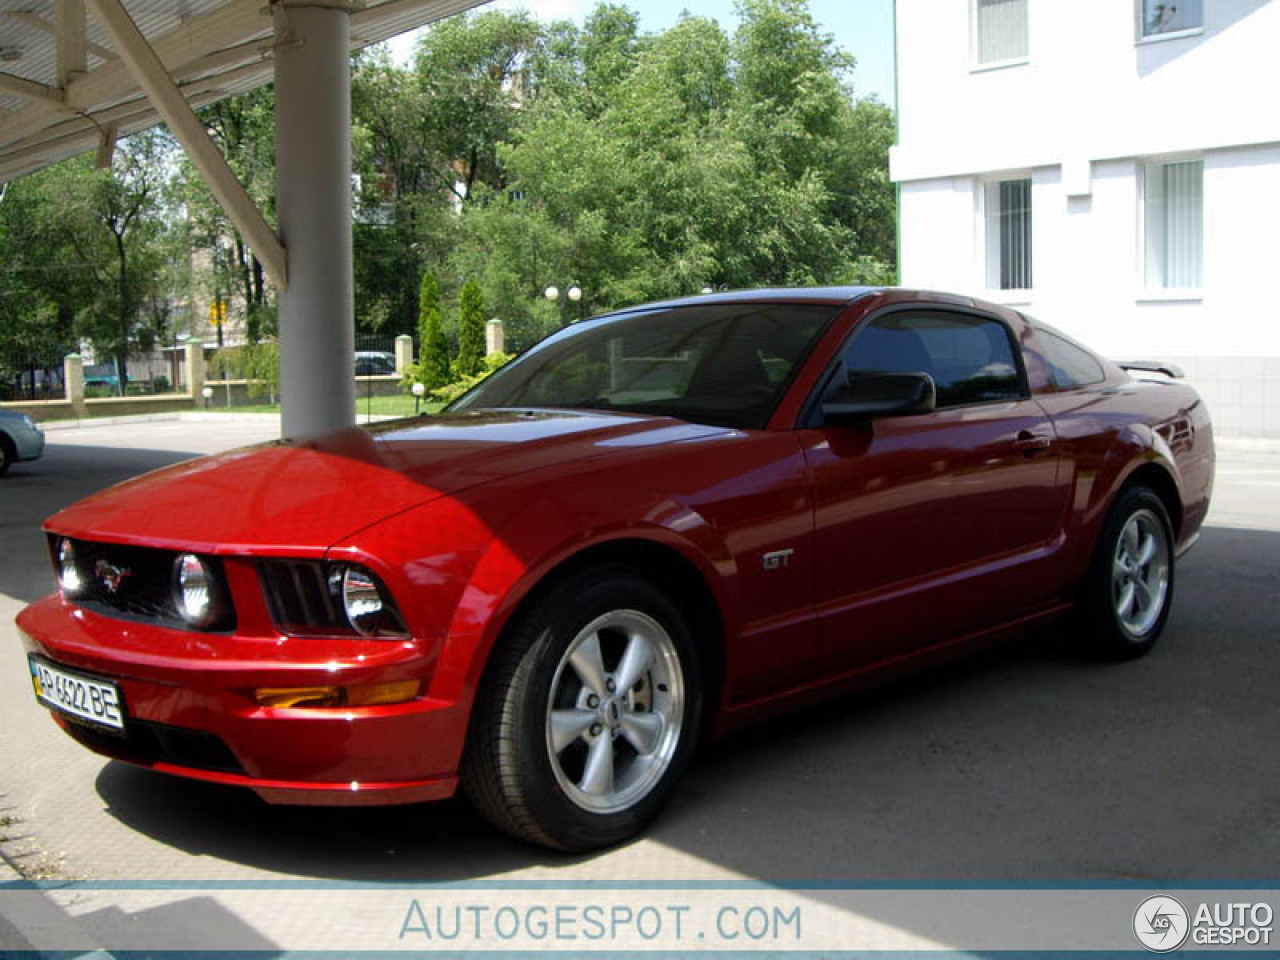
[1118,361,1185,379]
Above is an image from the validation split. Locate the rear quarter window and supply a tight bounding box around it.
[1040,330,1105,388]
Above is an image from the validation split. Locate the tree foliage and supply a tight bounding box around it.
[2,131,176,394]
[415,272,451,389]
[456,278,486,376]
[348,0,895,354]
[2,0,895,393]
[178,87,277,343]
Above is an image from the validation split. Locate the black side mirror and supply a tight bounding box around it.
[821,371,936,425]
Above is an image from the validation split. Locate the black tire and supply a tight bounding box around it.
[462,565,702,852]
[1077,485,1176,660]
[0,436,14,477]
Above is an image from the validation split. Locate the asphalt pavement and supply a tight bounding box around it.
[0,415,1277,951]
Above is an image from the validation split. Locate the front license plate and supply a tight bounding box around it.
[28,655,125,732]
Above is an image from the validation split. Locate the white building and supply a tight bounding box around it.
[891,0,1280,436]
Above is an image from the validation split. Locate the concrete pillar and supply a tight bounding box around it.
[185,340,205,408]
[274,3,354,438]
[64,354,87,417]
[486,318,506,357]
[394,334,413,375]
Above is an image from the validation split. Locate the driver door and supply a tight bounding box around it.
[798,308,1069,675]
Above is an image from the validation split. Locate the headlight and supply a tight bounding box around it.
[57,539,83,596]
[21,415,37,431]
[173,553,216,627]
[327,564,407,637]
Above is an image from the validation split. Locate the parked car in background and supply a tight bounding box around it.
[17,287,1214,851]
[355,351,396,376]
[0,409,45,476]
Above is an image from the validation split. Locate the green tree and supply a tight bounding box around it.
[179,87,278,343]
[416,272,451,389]
[0,179,77,393]
[350,11,544,334]
[39,131,175,392]
[469,0,896,317]
[456,279,486,376]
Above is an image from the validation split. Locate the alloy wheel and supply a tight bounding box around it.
[545,609,685,814]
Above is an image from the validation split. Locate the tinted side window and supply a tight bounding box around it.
[1039,330,1105,388]
[844,312,1024,408]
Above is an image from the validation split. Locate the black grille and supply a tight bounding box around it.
[258,559,345,634]
[51,536,235,632]
[61,716,245,775]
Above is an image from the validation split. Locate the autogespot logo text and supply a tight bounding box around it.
[1134,895,1191,952]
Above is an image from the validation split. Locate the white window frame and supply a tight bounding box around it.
[970,0,1030,72]
[979,174,1034,302]
[1135,0,1204,44]
[1136,155,1204,301]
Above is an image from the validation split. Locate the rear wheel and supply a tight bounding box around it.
[0,436,14,477]
[1078,486,1175,659]
[463,566,701,851]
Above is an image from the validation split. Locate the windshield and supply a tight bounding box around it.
[451,303,838,429]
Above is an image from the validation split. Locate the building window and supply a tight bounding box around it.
[1144,160,1203,290]
[985,178,1032,291]
[1140,0,1203,39]
[974,0,1029,65]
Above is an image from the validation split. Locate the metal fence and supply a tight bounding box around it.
[0,359,65,402]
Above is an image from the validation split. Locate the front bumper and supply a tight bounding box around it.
[16,595,466,805]
[7,422,44,461]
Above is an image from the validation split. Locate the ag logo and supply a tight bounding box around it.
[1134,895,1190,952]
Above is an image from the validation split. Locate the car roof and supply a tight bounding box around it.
[602,286,883,317]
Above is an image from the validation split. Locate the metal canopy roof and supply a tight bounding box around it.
[0,0,487,185]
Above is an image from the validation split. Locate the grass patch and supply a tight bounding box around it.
[355,393,444,418]
[201,394,445,418]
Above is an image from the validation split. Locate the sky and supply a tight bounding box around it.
[388,0,896,106]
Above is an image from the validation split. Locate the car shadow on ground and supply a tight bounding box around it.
[90,524,1280,883]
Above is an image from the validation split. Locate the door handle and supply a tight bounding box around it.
[1012,432,1051,453]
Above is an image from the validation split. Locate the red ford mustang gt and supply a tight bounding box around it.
[17,287,1214,851]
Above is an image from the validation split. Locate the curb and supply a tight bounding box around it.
[38,411,283,432]
[38,411,408,431]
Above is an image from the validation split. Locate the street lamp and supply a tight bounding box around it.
[411,381,426,415]
[545,283,585,321]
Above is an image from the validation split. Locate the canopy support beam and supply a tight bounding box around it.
[0,73,67,107]
[5,12,116,63]
[274,1,356,437]
[56,0,89,86]
[84,0,288,289]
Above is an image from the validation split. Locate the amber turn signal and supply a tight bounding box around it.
[345,680,421,706]
[255,680,420,709]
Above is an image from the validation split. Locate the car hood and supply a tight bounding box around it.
[45,410,727,554]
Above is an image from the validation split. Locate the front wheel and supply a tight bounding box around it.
[1077,486,1176,659]
[463,566,701,851]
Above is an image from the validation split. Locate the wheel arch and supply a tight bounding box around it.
[470,537,727,740]
[1119,460,1184,540]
